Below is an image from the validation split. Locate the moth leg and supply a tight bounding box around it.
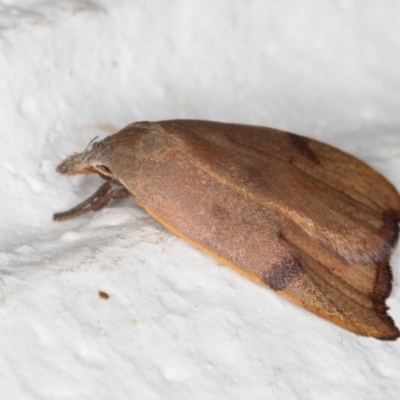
[91,187,131,211]
[53,181,130,221]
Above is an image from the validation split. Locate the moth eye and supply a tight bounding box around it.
[95,164,113,177]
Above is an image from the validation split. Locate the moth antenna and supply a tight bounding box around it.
[80,136,101,161]
[84,136,99,152]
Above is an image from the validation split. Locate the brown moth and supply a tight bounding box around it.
[54,120,400,340]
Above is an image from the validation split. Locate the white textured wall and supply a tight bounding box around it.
[1,1,400,399]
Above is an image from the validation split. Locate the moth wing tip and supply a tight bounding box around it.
[376,325,400,341]
[369,308,400,341]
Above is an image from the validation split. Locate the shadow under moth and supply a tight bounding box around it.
[54,120,400,340]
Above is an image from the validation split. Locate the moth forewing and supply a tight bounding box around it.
[54,120,400,340]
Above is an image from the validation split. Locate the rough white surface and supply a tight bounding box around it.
[1,1,400,399]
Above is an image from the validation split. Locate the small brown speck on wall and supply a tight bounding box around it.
[98,291,110,300]
[54,120,400,340]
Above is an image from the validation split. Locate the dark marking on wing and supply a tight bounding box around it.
[383,211,400,249]
[262,257,304,290]
[277,231,285,240]
[210,203,230,222]
[372,263,393,313]
[246,165,264,183]
[289,134,320,165]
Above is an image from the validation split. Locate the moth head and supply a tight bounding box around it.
[56,136,115,180]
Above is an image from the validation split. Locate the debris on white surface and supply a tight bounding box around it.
[1,1,400,399]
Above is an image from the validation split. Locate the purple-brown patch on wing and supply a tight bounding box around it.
[210,203,230,222]
[289,134,320,165]
[246,165,264,183]
[262,257,304,290]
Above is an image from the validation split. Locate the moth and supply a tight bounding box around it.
[54,120,400,340]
